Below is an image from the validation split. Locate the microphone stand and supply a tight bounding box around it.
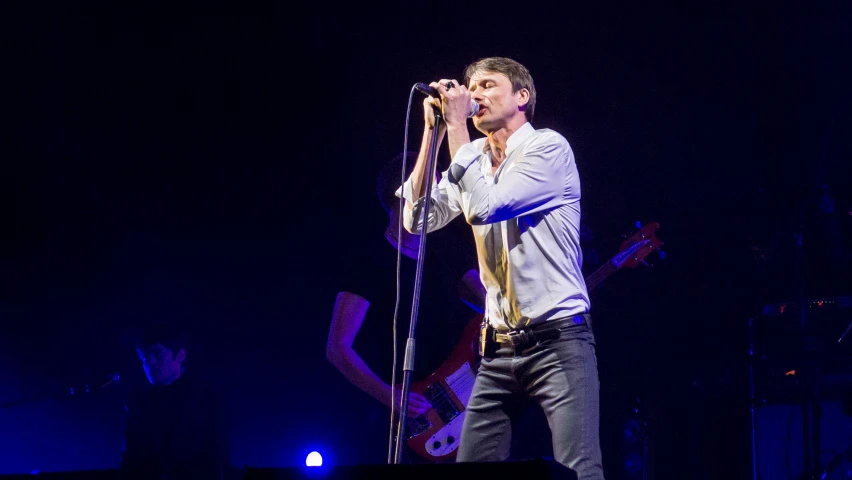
[791,208,824,479]
[392,108,443,465]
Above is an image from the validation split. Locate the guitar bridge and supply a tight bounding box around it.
[424,382,461,425]
[407,414,432,437]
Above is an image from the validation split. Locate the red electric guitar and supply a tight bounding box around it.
[402,221,664,462]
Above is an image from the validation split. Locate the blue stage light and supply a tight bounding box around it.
[305,451,323,467]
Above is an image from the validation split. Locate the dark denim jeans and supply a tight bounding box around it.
[456,316,604,480]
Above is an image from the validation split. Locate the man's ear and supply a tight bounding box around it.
[176,349,187,363]
[516,88,530,110]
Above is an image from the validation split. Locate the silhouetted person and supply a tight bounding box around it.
[327,152,483,463]
[120,325,229,479]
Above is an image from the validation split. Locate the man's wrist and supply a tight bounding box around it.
[446,123,468,134]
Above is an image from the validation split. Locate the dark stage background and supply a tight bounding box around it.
[4,2,852,479]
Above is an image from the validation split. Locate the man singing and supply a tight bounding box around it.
[398,57,604,479]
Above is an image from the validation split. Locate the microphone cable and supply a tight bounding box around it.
[388,84,418,463]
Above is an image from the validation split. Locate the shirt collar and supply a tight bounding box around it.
[481,122,535,157]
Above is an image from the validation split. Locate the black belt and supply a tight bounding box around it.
[491,314,588,348]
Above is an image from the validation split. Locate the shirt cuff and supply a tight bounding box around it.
[395,180,426,233]
[394,179,417,206]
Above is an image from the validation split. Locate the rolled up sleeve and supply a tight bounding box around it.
[395,170,463,234]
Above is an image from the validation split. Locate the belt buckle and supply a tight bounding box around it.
[501,330,530,347]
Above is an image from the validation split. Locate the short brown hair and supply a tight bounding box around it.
[463,57,536,122]
[137,324,187,358]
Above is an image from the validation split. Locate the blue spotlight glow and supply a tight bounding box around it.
[306,451,323,467]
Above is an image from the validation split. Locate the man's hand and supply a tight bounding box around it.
[387,386,432,417]
[425,79,473,160]
[429,79,471,128]
[423,96,448,140]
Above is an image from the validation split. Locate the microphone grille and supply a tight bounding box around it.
[468,100,480,118]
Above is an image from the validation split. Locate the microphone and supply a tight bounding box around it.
[414,82,480,118]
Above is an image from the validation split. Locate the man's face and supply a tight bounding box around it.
[467,71,526,133]
[138,344,185,386]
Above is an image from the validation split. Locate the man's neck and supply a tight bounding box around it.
[485,118,526,166]
[157,373,182,387]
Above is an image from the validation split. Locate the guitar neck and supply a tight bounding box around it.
[585,260,617,293]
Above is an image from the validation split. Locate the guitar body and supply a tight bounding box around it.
[403,314,482,462]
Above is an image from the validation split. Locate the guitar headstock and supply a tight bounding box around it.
[612,221,663,270]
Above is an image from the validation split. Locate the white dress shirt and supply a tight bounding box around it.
[399,122,590,331]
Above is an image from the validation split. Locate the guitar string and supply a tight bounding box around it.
[426,390,457,410]
[419,366,477,418]
[586,261,615,282]
[585,262,616,289]
[408,386,457,417]
[407,371,477,426]
[407,391,454,423]
[405,390,460,435]
[423,382,468,413]
[424,364,476,408]
[585,269,605,286]
[587,263,612,282]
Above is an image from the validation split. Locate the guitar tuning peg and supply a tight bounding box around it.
[635,220,642,229]
[658,250,667,260]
